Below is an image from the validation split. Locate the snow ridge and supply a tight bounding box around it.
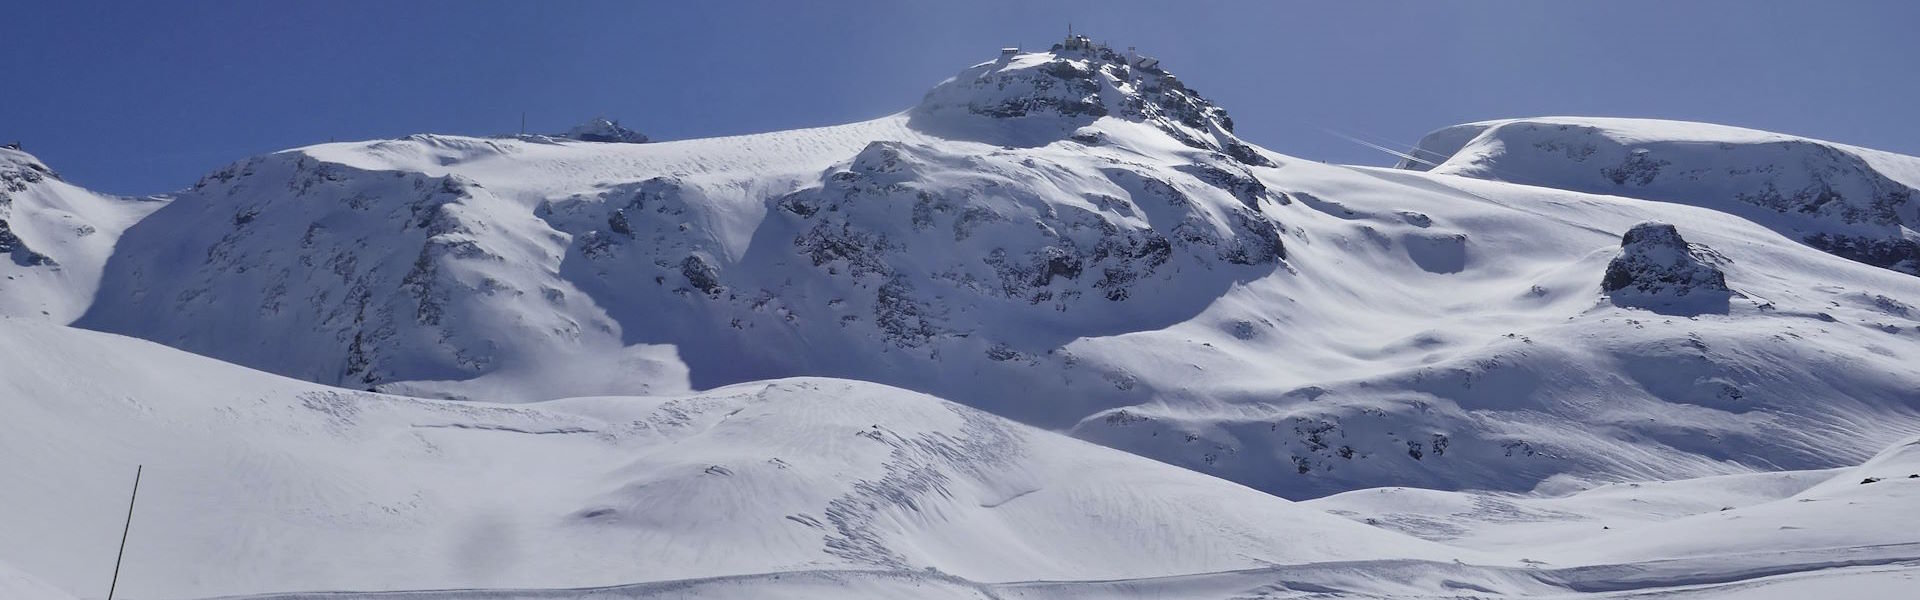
[1401,117,1920,275]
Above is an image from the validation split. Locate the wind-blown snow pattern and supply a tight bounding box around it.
[11,42,1920,599]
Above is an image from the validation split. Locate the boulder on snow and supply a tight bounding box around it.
[561,118,649,144]
[1602,222,1731,314]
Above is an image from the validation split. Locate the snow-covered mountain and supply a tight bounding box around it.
[6,37,1920,600]
[1397,116,1920,275]
[67,47,1920,502]
[0,146,165,321]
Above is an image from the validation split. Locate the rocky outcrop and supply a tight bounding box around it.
[1602,222,1731,312]
[911,45,1272,167]
[561,117,649,143]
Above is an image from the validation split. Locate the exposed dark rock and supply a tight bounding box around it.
[1805,233,1920,276]
[681,255,723,294]
[560,118,649,143]
[1603,222,1731,314]
[0,219,54,266]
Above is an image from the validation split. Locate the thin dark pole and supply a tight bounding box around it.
[107,465,141,600]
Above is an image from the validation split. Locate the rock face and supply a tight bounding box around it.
[1401,117,1920,276]
[0,152,61,267]
[1602,222,1731,312]
[562,117,649,143]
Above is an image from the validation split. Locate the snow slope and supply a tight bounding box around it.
[0,560,78,600]
[0,317,1478,600]
[0,147,165,321]
[1398,116,1920,275]
[179,437,1920,598]
[1302,436,1920,595]
[71,48,1920,501]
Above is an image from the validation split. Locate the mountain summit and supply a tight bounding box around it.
[561,117,649,143]
[912,37,1270,167]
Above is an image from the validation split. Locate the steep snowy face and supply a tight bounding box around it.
[1601,222,1731,312]
[0,147,164,321]
[1401,117,1920,275]
[911,48,1271,167]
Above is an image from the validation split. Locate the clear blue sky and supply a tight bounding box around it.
[6,1,1917,195]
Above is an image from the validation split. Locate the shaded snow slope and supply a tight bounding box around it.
[72,50,1920,500]
[0,317,1475,600]
[0,147,165,321]
[1399,117,1920,275]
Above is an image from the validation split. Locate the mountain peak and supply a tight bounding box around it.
[0,146,60,190]
[561,117,649,143]
[911,40,1270,166]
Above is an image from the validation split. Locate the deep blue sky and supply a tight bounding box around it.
[6,1,1917,195]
